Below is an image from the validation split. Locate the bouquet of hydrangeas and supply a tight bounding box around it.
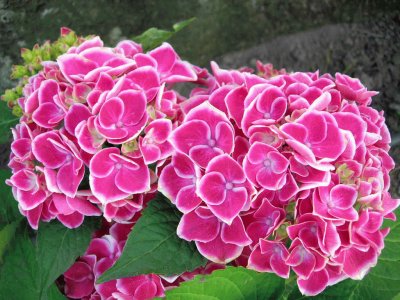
[1,27,399,300]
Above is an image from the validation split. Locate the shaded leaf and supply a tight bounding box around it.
[45,284,66,300]
[36,219,97,291]
[0,169,21,225]
[0,219,97,299]
[98,194,207,283]
[0,101,19,144]
[0,221,19,263]
[0,228,41,299]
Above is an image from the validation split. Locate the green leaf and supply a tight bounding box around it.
[98,194,207,283]
[45,284,66,300]
[172,17,196,32]
[0,100,19,144]
[0,221,19,263]
[165,266,285,300]
[134,28,173,52]
[134,18,195,51]
[36,220,97,292]
[0,219,96,299]
[0,228,41,299]
[288,209,400,299]
[0,169,21,225]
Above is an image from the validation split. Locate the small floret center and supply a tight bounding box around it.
[263,159,272,168]
[225,182,233,190]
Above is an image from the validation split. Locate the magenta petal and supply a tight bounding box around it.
[126,66,160,100]
[247,221,271,243]
[166,60,197,83]
[67,196,101,216]
[32,102,64,128]
[158,164,192,203]
[134,281,158,300]
[341,246,378,279]
[177,209,220,243]
[206,154,245,183]
[65,104,92,135]
[90,148,119,178]
[248,245,270,272]
[170,120,210,153]
[189,145,223,169]
[149,43,177,73]
[329,207,359,221]
[214,122,235,154]
[32,132,68,169]
[119,90,147,125]
[52,194,74,215]
[196,235,243,264]
[11,138,31,159]
[198,172,227,206]
[98,97,125,128]
[286,242,316,279]
[208,187,247,224]
[297,269,329,296]
[256,167,286,190]
[57,161,84,197]
[299,112,327,143]
[270,253,290,279]
[38,79,59,104]
[90,171,128,203]
[17,189,47,210]
[58,211,85,229]
[226,86,248,127]
[58,54,97,84]
[9,169,37,191]
[175,186,202,214]
[24,204,43,230]
[221,217,251,246]
[114,159,150,194]
[280,123,307,143]
[172,152,198,178]
[330,184,357,208]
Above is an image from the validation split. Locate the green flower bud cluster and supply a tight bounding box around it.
[1,28,91,116]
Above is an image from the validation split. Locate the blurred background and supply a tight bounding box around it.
[0,0,399,195]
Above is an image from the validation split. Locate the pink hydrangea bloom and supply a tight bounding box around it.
[248,239,290,278]
[158,152,202,213]
[7,34,201,229]
[170,101,234,168]
[32,131,85,198]
[166,63,399,296]
[197,154,254,224]
[89,147,150,203]
[177,207,251,263]
[243,142,289,190]
[6,31,400,298]
[94,89,148,144]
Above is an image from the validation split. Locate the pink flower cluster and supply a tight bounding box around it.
[7,35,200,229]
[6,29,399,297]
[63,220,224,299]
[159,62,400,296]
